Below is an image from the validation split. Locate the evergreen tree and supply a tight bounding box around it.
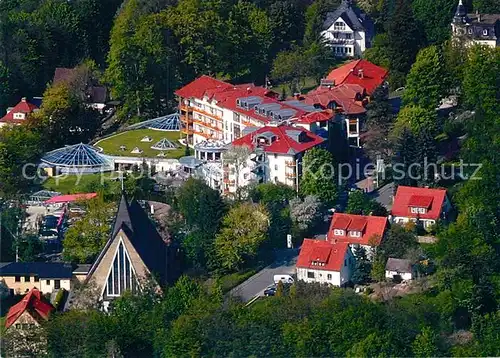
[386,0,423,87]
[392,128,418,186]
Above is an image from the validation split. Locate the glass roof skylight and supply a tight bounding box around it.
[127,113,181,131]
[41,143,110,168]
[151,138,178,151]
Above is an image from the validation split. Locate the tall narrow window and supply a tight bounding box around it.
[104,240,138,298]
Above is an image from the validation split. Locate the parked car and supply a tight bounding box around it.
[264,284,277,297]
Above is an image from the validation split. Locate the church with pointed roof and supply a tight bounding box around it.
[85,193,177,310]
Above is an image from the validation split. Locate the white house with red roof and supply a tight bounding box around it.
[0,97,39,127]
[391,186,451,230]
[175,75,333,146]
[226,125,325,194]
[296,239,355,286]
[327,213,388,256]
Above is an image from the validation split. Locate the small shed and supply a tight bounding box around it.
[385,258,414,281]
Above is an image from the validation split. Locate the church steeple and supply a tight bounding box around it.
[453,0,468,24]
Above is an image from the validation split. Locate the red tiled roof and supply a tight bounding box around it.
[293,110,333,124]
[304,84,367,115]
[0,98,39,124]
[325,60,388,95]
[175,75,318,124]
[391,186,447,220]
[45,192,97,204]
[328,213,388,246]
[231,125,325,155]
[408,195,434,208]
[5,288,54,329]
[297,239,349,272]
[175,75,233,100]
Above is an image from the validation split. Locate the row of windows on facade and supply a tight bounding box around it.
[14,323,36,330]
[307,258,353,278]
[332,32,353,39]
[333,229,362,237]
[14,276,61,288]
[334,46,353,54]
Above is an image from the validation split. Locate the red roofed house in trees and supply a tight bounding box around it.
[0,98,39,127]
[296,239,354,286]
[391,186,451,230]
[5,288,54,330]
[303,83,368,147]
[322,59,388,95]
[327,213,388,256]
[228,125,325,194]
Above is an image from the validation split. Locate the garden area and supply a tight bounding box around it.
[95,129,185,159]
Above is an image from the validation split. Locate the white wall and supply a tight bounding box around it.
[296,248,354,287]
[321,17,366,57]
[392,216,436,230]
[385,270,413,281]
[39,278,71,294]
[297,267,342,286]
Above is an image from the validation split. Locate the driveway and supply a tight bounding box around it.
[229,248,299,302]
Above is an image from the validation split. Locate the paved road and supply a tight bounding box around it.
[371,182,394,211]
[229,249,299,302]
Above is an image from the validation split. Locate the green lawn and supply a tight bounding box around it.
[42,172,121,194]
[95,129,185,159]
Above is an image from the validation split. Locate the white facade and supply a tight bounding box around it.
[185,97,261,146]
[391,196,452,231]
[321,17,366,57]
[296,249,354,287]
[385,270,413,281]
[223,151,300,195]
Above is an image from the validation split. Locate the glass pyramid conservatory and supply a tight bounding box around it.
[41,143,113,173]
[151,138,178,151]
[128,113,181,131]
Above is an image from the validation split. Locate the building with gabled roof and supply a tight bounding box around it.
[226,125,325,194]
[322,60,388,95]
[385,258,415,281]
[452,0,500,48]
[0,97,39,127]
[327,213,388,256]
[391,186,451,230]
[321,0,374,57]
[85,193,175,310]
[296,239,354,286]
[5,288,54,330]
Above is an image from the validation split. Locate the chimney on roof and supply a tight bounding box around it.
[358,69,364,79]
[247,87,251,93]
[150,203,155,215]
[21,97,27,102]
[294,92,301,100]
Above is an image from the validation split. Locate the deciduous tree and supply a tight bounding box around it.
[214,202,269,271]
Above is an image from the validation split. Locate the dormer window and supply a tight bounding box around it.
[349,231,361,238]
[410,207,427,214]
[333,229,345,236]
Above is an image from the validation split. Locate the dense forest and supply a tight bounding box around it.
[1,0,499,119]
[1,0,500,356]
